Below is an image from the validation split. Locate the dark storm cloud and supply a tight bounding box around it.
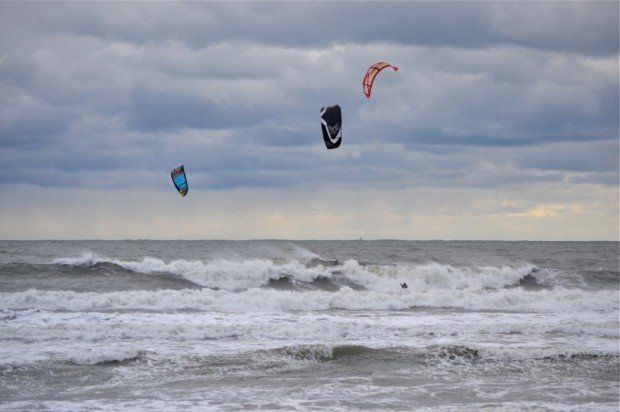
[127,89,267,132]
[26,2,619,56]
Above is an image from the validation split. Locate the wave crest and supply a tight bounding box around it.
[52,252,538,293]
[66,349,143,366]
[1,286,616,313]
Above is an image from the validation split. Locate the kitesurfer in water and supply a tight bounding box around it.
[400,282,408,289]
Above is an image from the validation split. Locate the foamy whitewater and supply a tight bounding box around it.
[0,240,618,411]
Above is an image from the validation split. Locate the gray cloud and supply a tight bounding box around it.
[517,139,619,173]
[0,2,617,196]
[14,2,617,56]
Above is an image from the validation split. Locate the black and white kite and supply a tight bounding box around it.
[320,104,342,149]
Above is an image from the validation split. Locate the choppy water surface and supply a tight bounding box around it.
[0,240,618,411]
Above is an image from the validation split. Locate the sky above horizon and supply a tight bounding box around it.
[0,1,618,240]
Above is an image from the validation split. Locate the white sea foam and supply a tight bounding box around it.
[531,267,588,288]
[66,348,142,365]
[52,252,537,292]
[6,241,616,410]
[54,252,331,289]
[1,310,615,348]
[342,260,535,291]
[3,399,617,412]
[1,286,616,313]
[52,251,107,267]
[121,257,332,290]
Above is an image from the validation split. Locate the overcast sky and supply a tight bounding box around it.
[0,1,618,240]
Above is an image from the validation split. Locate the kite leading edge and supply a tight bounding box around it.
[362,62,399,98]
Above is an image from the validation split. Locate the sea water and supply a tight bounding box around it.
[0,240,618,411]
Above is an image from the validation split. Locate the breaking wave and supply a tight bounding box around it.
[51,252,538,292]
[1,286,616,313]
[264,344,619,366]
[66,349,143,366]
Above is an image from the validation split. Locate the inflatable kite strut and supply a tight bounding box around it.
[362,62,399,98]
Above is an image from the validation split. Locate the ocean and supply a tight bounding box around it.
[0,240,618,411]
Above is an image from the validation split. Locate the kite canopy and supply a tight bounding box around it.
[362,62,399,98]
[170,164,188,197]
[320,105,342,149]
